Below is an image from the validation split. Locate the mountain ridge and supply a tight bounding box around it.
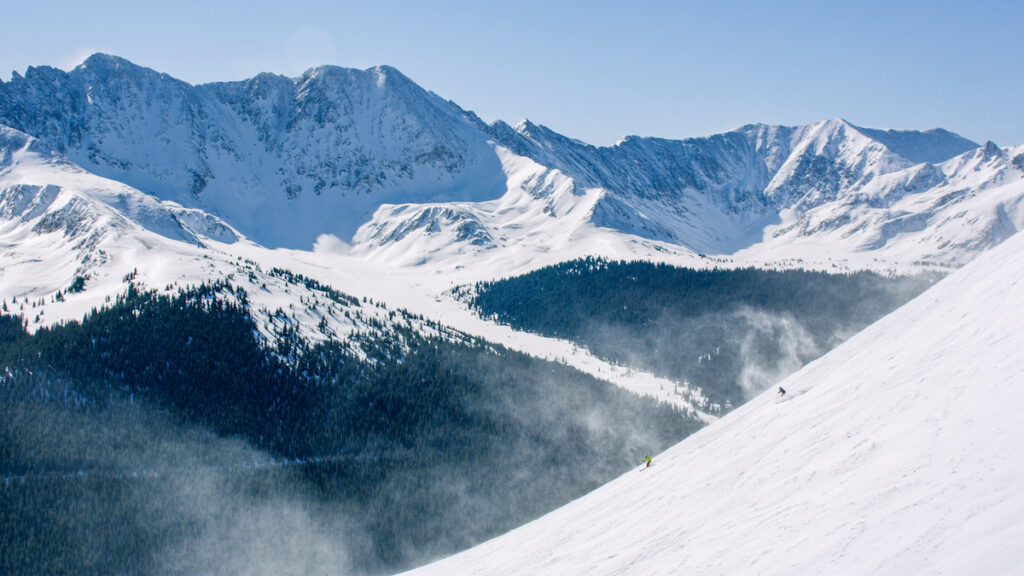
[1,53,1022,274]
[0,54,506,248]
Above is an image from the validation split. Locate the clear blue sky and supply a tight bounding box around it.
[3,0,1022,147]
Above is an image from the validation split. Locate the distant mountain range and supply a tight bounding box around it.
[3,53,1022,274]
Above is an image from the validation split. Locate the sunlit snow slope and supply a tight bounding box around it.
[405,229,1024,575]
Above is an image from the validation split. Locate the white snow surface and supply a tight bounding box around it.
[404,229,1024,575]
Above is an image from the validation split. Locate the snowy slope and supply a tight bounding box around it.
[742,141,1024,269]
[0,124,217,300]
[348,146,682,268]
[404,229,1024,575]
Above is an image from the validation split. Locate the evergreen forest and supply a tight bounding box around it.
[467,259,936,410]
[0,282,699,575]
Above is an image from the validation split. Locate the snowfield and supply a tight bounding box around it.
[404,229,1024,575]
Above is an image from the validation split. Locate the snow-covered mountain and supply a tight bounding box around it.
[350,118,1023,271]
[475,117,1017,268]
[2,54,1021,272]
[0,54,506,248]
[403,224,1024,576]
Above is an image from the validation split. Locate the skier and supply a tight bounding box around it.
[777,386,786,398]
[643,454,652,469]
